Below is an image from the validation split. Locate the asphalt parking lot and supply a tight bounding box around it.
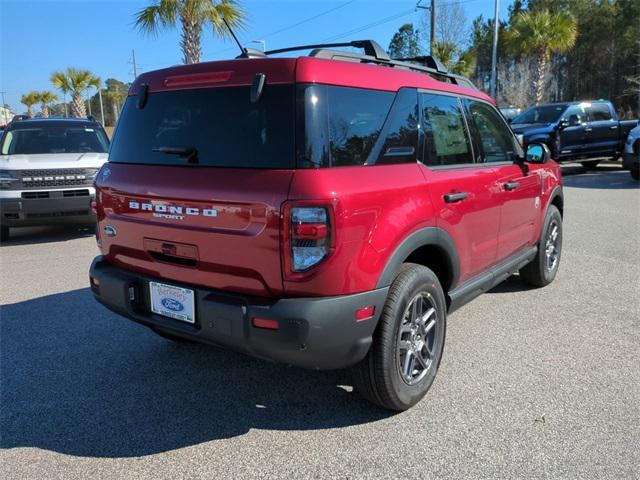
[1,165,638,479]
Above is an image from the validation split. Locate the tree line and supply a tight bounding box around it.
[17,0,638,121]
[389,0,639,116]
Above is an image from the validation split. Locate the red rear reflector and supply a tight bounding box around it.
[252,317,279,330]
[293,223,328,239]
[164,71,233,87]
[355,306,375,321]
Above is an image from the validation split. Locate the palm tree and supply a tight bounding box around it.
[507,9,577,104]
[134,0,245,65]
[51,68,100,118]
[37,91,58,118]
[20,91,40,117]
[432,41,476,78]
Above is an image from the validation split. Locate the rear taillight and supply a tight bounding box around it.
[283,204,333,277]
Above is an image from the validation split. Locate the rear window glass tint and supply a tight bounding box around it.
[109,85,294,168]
[297,85,394,168]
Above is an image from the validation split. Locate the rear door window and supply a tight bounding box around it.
[420,93,473,166]
[586,103,613,122]
[109,85,295,168]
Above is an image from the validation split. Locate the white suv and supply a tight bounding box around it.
[0,117,109,241]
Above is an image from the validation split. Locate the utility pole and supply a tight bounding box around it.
[131,49,138,78]
[416,0,436,56]
[490,0,500,99]
[0,91,9,124]
[97,85,105,126]
[430,0,436,55]
[86,90,92,116]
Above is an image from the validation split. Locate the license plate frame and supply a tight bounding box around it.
[149,281,195,324]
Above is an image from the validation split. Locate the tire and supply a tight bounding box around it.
[352,263,447,411]
[631,167,639,181]
[0,226,9,242]
[581,160,600,170]
[150,327,197,344]
[519,205,562,287]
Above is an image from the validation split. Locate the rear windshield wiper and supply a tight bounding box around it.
[152,146,199,164]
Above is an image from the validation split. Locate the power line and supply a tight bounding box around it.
[210,0,357,56]
[261,0,357,40]
[319,0,481,44]
[320,8,416,42]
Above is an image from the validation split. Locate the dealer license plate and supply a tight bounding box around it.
[149,281,195,324]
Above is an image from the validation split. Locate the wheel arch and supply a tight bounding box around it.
[548,186,564,218]
[375,227,460,297]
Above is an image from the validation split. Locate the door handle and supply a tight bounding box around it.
[610,125,618,130]
[443,192,469,203]
[584,127,593,132]
[504,181,519,191]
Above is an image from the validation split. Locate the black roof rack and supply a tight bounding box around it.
[253,39,475,89]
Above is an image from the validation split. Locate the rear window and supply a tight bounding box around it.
[587,103,612,122]
[297,85,419,168]
[109,85,294,168]
[1,124,109,155]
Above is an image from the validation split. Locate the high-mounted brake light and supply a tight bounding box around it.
[283,204,334,276]
[163,71,233,88]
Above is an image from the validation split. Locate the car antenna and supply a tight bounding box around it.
[223,18,248,58]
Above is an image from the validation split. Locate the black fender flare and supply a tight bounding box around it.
[547,185,564,217]
[375,227,460,290]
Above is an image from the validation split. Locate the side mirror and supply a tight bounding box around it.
[559,119,569,129]
[526,143,551,164]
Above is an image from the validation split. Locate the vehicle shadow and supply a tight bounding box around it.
[560,165,638,190]
[485,274,530,294]
[0,288,391,458]
[0,225,95,247]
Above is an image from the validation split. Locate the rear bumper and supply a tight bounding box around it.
[89,256,388,370]
[622,152,639,170]
[0,190,95,227]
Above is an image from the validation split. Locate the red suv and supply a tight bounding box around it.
[89,40,563,411]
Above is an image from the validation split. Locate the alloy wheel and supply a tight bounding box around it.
[397,292,438,385]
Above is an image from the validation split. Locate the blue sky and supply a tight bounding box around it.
[1,0,513,114]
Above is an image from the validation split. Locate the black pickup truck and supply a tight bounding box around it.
[510,100,638,169]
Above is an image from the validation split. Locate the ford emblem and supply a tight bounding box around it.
[161,298,184,312]
[103,225,117,237]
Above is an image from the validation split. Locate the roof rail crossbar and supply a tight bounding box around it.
[393,56,449,74]
[265,40,390,61]
[262,39,473,89]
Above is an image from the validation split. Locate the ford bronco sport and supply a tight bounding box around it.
[89,40,563,411]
